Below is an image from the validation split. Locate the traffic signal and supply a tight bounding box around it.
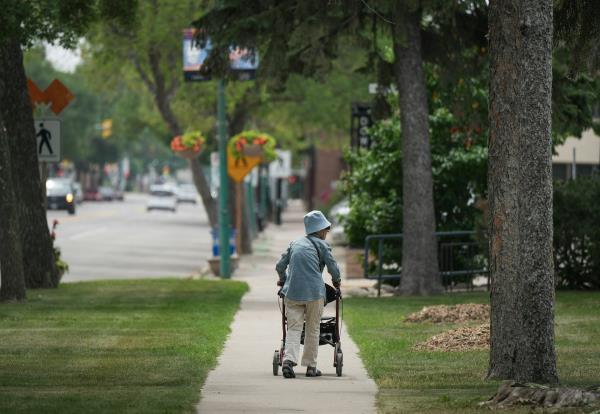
[101,119,112,138]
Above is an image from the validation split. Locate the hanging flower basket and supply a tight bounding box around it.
[170,131,205,159]
[228,130,277,163]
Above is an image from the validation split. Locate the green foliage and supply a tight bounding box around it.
[344,291,600,413]
[181,131,205,149]
[52,246,69,279]
[553,177,600,289]
[554,0,600,75]
[228,130,277,161]
[50,219,68,280]
[342,43,597,248]
[0,279,248,413]
[552,47,600,144]
[343,113,487,247]
[343,120,403,246]
[0,0,136,46]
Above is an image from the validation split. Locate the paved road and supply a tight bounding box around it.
[48,193,213,282]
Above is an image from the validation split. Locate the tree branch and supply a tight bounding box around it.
[128,51,156,95]
[165,50,180,100]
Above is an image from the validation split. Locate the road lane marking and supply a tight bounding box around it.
[69,227,108,241]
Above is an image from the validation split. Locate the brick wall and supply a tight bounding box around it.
[312,149,344,209]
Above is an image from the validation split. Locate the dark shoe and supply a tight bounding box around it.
[306,366,322,377]
[282,360,296,378]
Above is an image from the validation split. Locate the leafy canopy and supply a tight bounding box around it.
[1,0,136,46]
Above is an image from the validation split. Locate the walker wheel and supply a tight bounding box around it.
[334,343,343,377]
[335,351,343,377]
[273,350,280,376]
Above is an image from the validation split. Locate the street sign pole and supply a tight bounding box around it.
[217,79,231,279]
[260,165,268,224]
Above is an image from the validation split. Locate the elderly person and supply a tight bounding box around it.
[275,210,341,378]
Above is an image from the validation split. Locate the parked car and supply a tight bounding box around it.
[113,188,125,201]
[330,199,350,245]
[99,186,115,201]
[147,185,177,212]
[46,178,76,215]
[176,183,198,204]
[84,188,102,201]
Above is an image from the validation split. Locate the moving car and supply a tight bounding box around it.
[176,183,198,204]
[147,185,177,212]
[46,178,76,215]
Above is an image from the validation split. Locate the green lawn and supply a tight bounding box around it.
[0,279,248,414]
[344,291,600,414]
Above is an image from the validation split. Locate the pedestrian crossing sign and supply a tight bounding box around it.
[35,118,61,163]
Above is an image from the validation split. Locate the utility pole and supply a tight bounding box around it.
[217,79,231,278]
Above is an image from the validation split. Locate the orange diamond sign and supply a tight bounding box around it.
[227,149,261,182]
[27,78,75,115]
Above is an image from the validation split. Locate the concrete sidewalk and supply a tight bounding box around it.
[196,201,377,413]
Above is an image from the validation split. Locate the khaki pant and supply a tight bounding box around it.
[284,297,324,367]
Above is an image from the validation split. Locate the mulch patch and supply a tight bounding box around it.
[414,324,490,352]
[405,303,490,324]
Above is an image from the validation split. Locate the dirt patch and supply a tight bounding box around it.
[414,324,490,351]
[481,381,600,411]
[405,304,490,324]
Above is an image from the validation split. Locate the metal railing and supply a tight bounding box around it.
[363,231,489,296]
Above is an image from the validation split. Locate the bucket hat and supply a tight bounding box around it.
[304,210,331,235]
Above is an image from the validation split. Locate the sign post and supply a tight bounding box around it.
[227,151,261,253]
[183,28,258,278]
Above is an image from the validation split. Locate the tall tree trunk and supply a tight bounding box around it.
[0,113,26,301]
[189,157,218,227]
[487,0,557,383]
[153,96,217,229]
[132,47,218,229]
[0,38,58,289]
[392,5,442,296]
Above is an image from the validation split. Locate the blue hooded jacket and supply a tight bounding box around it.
[276,235,341,301]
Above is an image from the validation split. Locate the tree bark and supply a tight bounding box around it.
[189,157,218,227]
[487,0,557,383]
[0,113,27,301]
[0,38,58,289]
[392,5,442,295]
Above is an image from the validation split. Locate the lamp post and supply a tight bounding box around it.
[217,79,231,278]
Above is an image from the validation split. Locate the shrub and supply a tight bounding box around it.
[342,116,487,247]
[553,177,600,289]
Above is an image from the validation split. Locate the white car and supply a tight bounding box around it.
[176,183,198,204]
[147,185,177,212]
[330,199,350,245]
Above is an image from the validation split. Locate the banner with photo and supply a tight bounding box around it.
[183,28,259,81]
